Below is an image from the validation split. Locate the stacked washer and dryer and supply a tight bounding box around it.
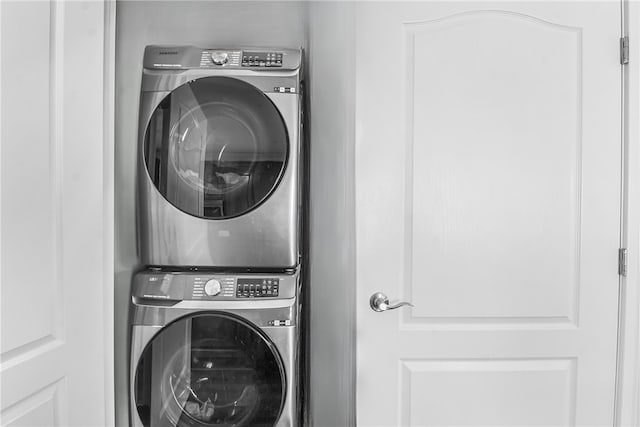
[130,46,305,427]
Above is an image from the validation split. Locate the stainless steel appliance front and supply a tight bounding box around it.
[130,270,300,427]
[137,46,303,269]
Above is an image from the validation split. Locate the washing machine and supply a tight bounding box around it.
[138,46,303,269]
[130,269,300,427]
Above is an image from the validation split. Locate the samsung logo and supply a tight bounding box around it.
[158,51,179,55]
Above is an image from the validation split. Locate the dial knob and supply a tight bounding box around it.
[211,52,229,65]
[204,279,222,296]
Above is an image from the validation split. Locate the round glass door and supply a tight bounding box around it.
[144,77,289,219]
[134,313,285,427]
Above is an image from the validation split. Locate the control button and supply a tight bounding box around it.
[211,52,229,65]
[204,279,222,296]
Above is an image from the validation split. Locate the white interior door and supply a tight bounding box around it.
[0,1,112,425]
[355,2,622,426]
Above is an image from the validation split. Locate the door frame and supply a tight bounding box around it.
[103,0,116,425]
[615,1,640,425]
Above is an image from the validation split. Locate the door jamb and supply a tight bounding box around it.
[616,1,640,425]
[103,0,116,425]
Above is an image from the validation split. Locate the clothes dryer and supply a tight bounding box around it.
[138,46,303,269]
[130,269,300,427]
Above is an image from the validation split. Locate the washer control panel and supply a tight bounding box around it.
[241,51,283,68]
[236,278,280,298]
[132,271,295,303]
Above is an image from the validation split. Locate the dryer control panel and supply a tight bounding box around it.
[241,51,283,68]
[200,50,283,68]
[144,45,301,71]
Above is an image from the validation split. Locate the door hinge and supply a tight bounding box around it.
[620,36,629,65]
[618,248,628,277]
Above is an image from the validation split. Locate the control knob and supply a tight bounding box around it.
[204,279,222,296]
[211,52,229,65]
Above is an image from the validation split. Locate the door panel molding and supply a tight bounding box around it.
[0,0,65,356]
[0,336,62,367]
[402,9,583,31]
[402,10,583,329]
[1,379,66,427]
[0,342,66,411]
[399,358,577,426]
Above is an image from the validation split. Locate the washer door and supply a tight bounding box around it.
[134,313,285,427]
[144,76,289,219]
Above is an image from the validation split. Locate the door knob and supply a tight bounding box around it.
[369,292,414,312]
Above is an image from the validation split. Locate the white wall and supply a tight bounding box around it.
[114,2,307,425]
[307,3,357,426]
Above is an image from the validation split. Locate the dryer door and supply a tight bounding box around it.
[144,76,289,219]
[134,313,286,427]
